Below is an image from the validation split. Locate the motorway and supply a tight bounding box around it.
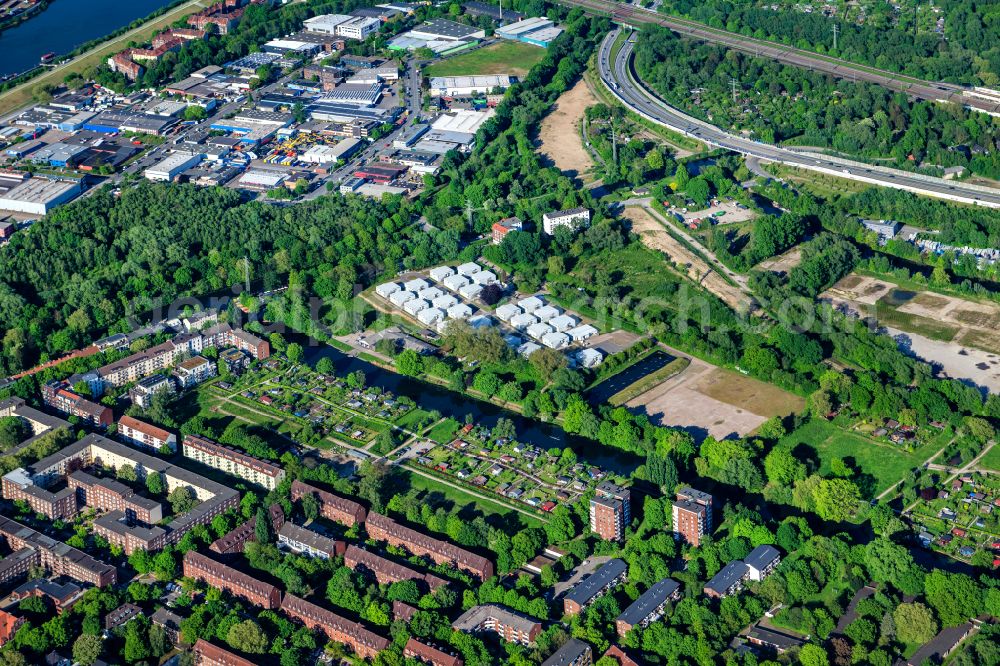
[564,0,1000,117]
[598,30,1000,208]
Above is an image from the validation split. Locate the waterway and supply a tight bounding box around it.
[0,0,176,78]
[296,337,642,475]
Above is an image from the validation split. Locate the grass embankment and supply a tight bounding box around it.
[608,357,689,406]
[423,40,545,77]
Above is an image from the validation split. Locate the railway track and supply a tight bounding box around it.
[560,0,1000,117]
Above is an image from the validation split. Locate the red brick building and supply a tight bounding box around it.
[280,593,389,659]
[589,481,630,542]
[343,545,447,590]
[193,639,257,666]
[41,380,112,427]
[0,610,23,647]
[290,479,367,526]
[183,551,282,609]
[672,487,713,547]
[209,505,284,555]
[491,216,522,244]
[365,512,493,580]
[404,637,464,666]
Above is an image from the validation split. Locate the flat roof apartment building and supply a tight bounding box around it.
[183,434,285,490]
[590,481,630,542]
[672,487,713,547]
[365,512,494,580]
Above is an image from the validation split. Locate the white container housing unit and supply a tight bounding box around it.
[518,341,542,357]
[403,278,430,292]
[443,274,470,292]
[533,305,561,322]
[575,348,604,368]
[467,314,493,329]
[526,322,554,340]
[417,308,445,326]
[509,313,538,331]
[567,324,599,342]
[432,295,458,310]
[447,303,473,320]
[403,299,429,315]
[470,270,497,285]
[517,296,544,313]
[459,283,483,301]
[548,314,579,332]
[375,282,401,298]
[389,290,415,307]
[495,303,522,322]
[456,261,482,276]
[416,287,443,302]
[541,331,570,349]
[429,266,455,282]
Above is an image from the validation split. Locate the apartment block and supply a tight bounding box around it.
[452,604,542,645]
[193,639,257,666]
[93,511,167,555]
[277,523,345,559]
[344,544,447,590]
[183,551,282,609]
[0,610,24,648]
[41,381,111,427]
[672,487,713,547]
[615,578,680,636]
[183,434,285,490]
[117,415,177,453]
[0,547,38,586]
[541,639,593,666]
[542,207,590,235]
[704,546,781,598]
[290,479,367,526]
[563,559,627,616]
[210,505,284,555]
[129,374,175,410]
[1,468,77,519]
[404,637,464,666]
[0,515,117,587]
[280,593,390,659]
[68,470,163,523]
[174,355,216,389]
[589,481,630,542]
[365,512,493,580]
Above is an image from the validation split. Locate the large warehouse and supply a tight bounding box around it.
[429,75,513,97]
[145,152,204,182]
[0,178,82,216]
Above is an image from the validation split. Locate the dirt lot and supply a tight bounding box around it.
[826,275,894,305]
[675,201,757,226]
[756,245,803,274]
[588,330,643,356]
[624,206,750,312]
[537,79,596,180]
[625,354,804,440]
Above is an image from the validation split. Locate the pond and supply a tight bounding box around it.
[585,350,675,404]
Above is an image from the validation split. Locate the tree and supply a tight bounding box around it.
[893,602,938,645]
[316,356,334,375]
[395,349,423,376]
[286,342,304,364]
[255,506,272,544]
[116,464,138,483]
[812,478,861,521]
[184,105,207,121]
[123,621,150,662]
[924,571,982,626]
[145,472,164,496]
[168,486,197,514]
[529,347,567,378]
[300,492,319,521]
[764,448,806,485]
[864,538,915,589]
[0,416,31,449]
[798,644,830,666]
[226,620,268,654]
[72,634,103,666]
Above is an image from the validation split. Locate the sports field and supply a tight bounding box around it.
[424,40,545,77]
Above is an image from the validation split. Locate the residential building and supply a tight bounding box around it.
[277,523,345,559]
[280,593,390,659]
[589,481,630,542]
[0,548,37,585]
[0,515,117,587]
[615,578,680,636]
[105,603,142,631]
[0,610,23,647]
[218,348,250,376]
[183,551,282,609]
[193,639,257,666]
[183,434,285,490]
[129,374,174,410]
[1,467,77,520]
[404,637,464,666]
[563,559,627,616]
[117,415,176,453]
[173,355,216,388]
[210,505,284,555]
[9,579,85,613]
[542,207,590,235]
[290,479,367,526]
[745,625,806,654]
[41,381,111,427]
[67,471,163,524]
[365,512,493,580]
[672,488,713,546]
[541,639,593,666]
[743,545,781,581]
[491,216,522,244]
[703,561,750,599]
[151,608,184,646]
[601,646,641,666]
[452,604,542,645]
[344,545,446,590]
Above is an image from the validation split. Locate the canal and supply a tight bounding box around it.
[297,337,642,476]
[0,0,177,78]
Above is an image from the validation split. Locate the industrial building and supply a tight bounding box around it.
[144,151,203,182]
[429,75,513,97]
[0,178,81,215]
[303,13,352,34]
[496,16,564,47]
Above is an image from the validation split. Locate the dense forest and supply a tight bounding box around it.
[633,26,1000,177]
[660,0,1000,85]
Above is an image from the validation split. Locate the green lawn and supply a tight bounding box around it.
[394,407,433,431]
[777,419,936,497]
[874,306,959,342]
[423,40,546,77]
[980,444,1000,472]
[426,418,460,444]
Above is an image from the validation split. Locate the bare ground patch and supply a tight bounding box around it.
[624,206,749,311]
[694,367,805,417]
[537,79,596,180]
[756,245,803,274]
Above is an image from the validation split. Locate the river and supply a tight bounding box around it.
[295,336,642,475]
[0,0,176,78]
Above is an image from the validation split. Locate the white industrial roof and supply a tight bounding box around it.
[432,110,494,134]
